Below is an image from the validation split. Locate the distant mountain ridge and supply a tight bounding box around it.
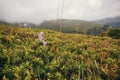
[1,17,119,35]
[0,20,36,28]
[95,16,120,27]
[39,19,103,35]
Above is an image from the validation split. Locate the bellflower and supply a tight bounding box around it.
[38,32,43,41]
[38,31,47,46]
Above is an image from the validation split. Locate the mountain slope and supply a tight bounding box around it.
[39,19,103,34]
[96,16,120,27]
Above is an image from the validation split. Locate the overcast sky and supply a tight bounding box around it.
[0,0,120,24]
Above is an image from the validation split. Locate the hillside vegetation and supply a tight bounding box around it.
[0,24,120,80]
[96,16,120,27]
[39,19,104,35]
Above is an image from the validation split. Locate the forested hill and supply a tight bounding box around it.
[0,24,120,80]
[0,19,116,36]
[95,16,120,27]
[39,19,104,35]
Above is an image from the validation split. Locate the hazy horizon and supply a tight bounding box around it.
[0,0,120,24]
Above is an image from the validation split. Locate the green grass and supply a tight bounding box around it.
[0,24,120,80]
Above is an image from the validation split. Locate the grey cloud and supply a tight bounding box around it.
[0,0,120,24]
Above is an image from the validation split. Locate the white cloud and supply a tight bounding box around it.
[0,0,119,24]
[88,0,102,8]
